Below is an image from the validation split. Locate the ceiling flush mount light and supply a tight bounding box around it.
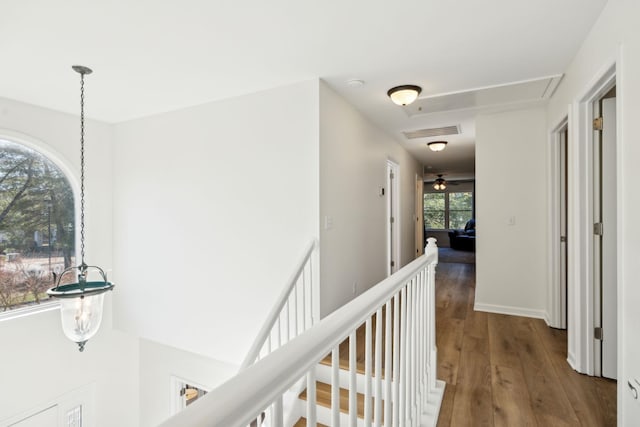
[433,174,447,191]
[47,66,114,352]
[387,85,422,106]
[428,141,448,152]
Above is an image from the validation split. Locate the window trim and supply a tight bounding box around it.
[0,129,80,320]
[424,188,474,230]
[0,299,59,322]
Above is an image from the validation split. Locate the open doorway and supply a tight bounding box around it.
[415,174,424,257]
[565,62,619,379]
[593,85,617,379]
[171,376,209,415]
[550,119,569,330]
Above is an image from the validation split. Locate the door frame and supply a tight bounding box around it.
[415,174,424,257]
[170,375,210,415]
[565,58,621,376]
[386,160,400,276]
[548,116,569,330]
[595,94,618,379]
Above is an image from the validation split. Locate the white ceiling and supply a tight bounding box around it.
[0,0,607,176]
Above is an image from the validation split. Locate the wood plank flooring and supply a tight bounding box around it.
[435,262,617,426]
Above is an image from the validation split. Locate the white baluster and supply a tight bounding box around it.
[307,370,317,427]
[374,308,383,427]
[365,317,373,426]
[273,397,283,427]
[349,331,357,427]
[393,293,400,427]
[384,300,392,427]
[294,282,299,337]
[418,270,427,414]
[277,315,282,348]
[411,277,418,422]
[428,262,437,391]
[302,268,307,331]
[423,267,429,403]
[406,280,414,425]
[285,300,290,343]
[399,286,407,427]
[309,258,314,326]
[332,347,340,426]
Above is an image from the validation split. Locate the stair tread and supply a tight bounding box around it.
[318,355,386,378]
[318,307,391,378]
[293,418,328,427]
[299,381,385,419]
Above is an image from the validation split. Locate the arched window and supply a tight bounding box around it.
[0,139,75,311]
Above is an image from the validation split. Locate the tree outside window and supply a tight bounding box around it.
[0,140,75,311]
[424,193,445,229]
[424,190,473,229]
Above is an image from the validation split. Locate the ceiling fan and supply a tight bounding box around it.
[433,174,447,190]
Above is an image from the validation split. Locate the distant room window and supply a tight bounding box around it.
[424,191,473,229]
[424,193,445,229]
[0,139,75,311]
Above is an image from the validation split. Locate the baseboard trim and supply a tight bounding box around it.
[543,311,552,327]
[474,302,547,320]
[567,351,579,372]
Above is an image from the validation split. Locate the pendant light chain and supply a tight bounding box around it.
[79,71,86,266]
[47,65,114,353]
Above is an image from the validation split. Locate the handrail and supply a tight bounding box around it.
[240,239,318,370]
[161,239,440,427]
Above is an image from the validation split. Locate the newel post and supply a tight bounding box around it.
[425,237,438,391]
[425,237,438,264]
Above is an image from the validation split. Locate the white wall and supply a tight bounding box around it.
[475,107,548,318]
[319,82,422,316]
[547,0,640,422]
[0,97,139,426]
[139,338,236,427]
[113,80,320,365]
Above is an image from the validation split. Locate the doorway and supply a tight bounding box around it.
[415,174,424,257]
[550,119,569,330]
[171,376,209,415]
[593,86,617,379]
[565,62,619,378]
[386,160,400,276]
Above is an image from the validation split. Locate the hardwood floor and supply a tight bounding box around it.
[435,262,617,427]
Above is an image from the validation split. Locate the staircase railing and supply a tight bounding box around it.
[240,239,319,370]
[161,238,444,427]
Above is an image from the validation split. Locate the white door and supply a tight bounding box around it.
[600,96,617,380]
[559,127,568,329]
[593,92,617,380]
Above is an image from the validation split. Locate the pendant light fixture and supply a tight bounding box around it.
[387,85,422,106]
[47,65,114,352]
[427,141,448,152]
[433,175,447,191]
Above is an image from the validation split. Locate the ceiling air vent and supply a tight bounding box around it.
[403,125,460,139]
